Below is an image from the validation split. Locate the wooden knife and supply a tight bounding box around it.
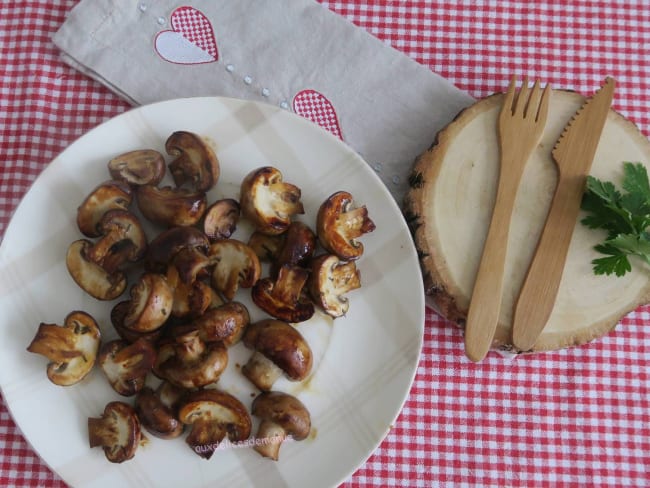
[512,77,615,351]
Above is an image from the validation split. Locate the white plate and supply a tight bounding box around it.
[0,97,424,488]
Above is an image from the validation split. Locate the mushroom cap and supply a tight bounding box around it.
[154,329,228,388]
[316,191,375,261]
[178,389,252,459]
[242,319,312,382]
[26,311,101,386]
[123,273,174,332]
[203,198,240,241]
[252,391,311,441]
[76,180,132,238]
[240,166,304,235]
[134,383,186,439]
[308,254,361,318]
[98,338,157,396]
[166,131,220,192]
[111,300,163,343]
[88,401,141,463]
[208,239,262,300]
[251,265,315,323]
[136,185,207,227]
[145,226,210,273]
[271,221,317,277]
[66,239,127,301]
[108,149,166,186]
[192,301,250,346]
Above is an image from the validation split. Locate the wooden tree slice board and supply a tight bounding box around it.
[405,89,650,353]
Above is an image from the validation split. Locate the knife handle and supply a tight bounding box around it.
[512,175,585,351]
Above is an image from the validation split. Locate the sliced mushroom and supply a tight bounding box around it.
[66,239,127,300]
[166,264,213,319]
[166,131,220,192]
[247,231,285,262]
[88,401,141,463]
[242,319,313,391]
[77,180,132,237]
[111,300,162,343]
[208,239,261,300]
[252,391,311,461]
[145,226,209,273]
[108,149,166,186]
[178,389,251,459]
[84,209,147,274]
[203,198,240,241]
[98,338,157,396]
[122,273,174,332]
[271,221,317,277]
[240,166,304,235]
[316,191,375,260]
[26,311,101,386]
[154,328,228,388]
[251,265,314,323]
[308,254,361,318]
[192,301,250,346]
[135,381,187,439]
[136,185,207,227]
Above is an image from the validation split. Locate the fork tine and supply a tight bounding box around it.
[513,76,530,116]
[524,80,542,119]
[536,83,551,122]
[503,76,517,114]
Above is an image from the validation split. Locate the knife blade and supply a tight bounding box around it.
[511,77,615,351]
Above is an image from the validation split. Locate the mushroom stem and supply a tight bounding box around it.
[340,206,374,239]
[242,351,284,391]
[27,324,81,363]
[88,417,115,448]
[254,420,288,461]
[175,331,206,362]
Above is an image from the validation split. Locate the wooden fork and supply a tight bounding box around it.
[464,76,551,362]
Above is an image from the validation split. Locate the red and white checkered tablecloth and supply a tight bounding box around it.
[1,1,649,487]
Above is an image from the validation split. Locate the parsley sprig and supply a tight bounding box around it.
[581,162,650,277]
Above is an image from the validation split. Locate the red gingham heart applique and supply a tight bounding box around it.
[155,6,218,65]
[292,89,343,140]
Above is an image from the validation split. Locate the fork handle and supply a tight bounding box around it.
[464,169,521,362]
[511,174,586,350]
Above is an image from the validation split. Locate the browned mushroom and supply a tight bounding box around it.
[247,231,286,262]
[251,265,314,323]
[166,264,213,319]
[26,311,101,386]
[242,319,313,391]
[145,226,210,273]
[240,166,304,235]
[191,301,250,346]
[316,191,375,261]
[66,239,127,300]
[308,254,361,318]
[208,239,261,300]
[136,185,207,227]
[108,149,166,186]
[154,328,228,388]
[203,198,240,241]
[251,391,311,460]
[98,338,157,396]
[84,209,148,274]
[111,300,163,343]
[135,381,187,439]
[271,221,317,277]
[122,273,174,332]
[88,401,141,463]
[178,389,251,459]
[166,131,220,192]
[77,180,132,237]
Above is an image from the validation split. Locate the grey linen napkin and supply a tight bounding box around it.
[53,0,474,204]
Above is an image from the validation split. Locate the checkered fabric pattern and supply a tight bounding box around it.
[170,5,218,59]
[293,89,344,140]
[1,1,649,487]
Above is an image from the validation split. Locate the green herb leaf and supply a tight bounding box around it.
[580,162,650,277]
